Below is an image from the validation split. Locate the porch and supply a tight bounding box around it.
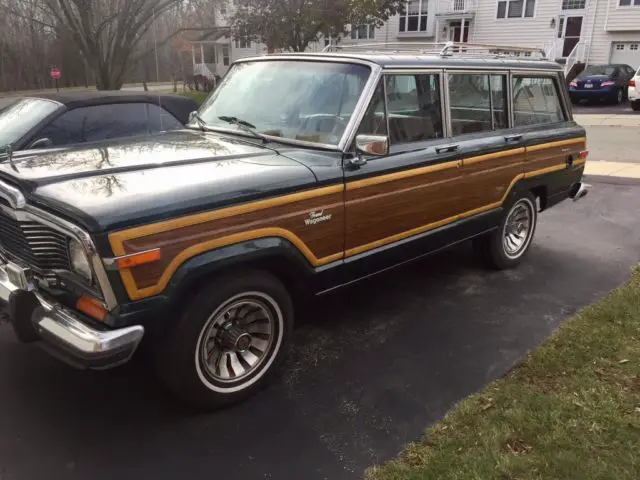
[434,0,476,44]
[184,27,232,79]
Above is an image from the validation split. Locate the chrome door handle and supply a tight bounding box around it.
[436,144,459,153]
[504,134,523,142]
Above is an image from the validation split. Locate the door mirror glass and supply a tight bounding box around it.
[29,137,53,149]
[188,111,198,123]
[355,134,389,156]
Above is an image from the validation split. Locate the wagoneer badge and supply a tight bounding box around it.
[304,210,332,226]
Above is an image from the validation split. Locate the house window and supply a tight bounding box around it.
[203,44,216,64]
[631,44,639,50]
[497,0,535,18]
[351,24,375,40]
[234,37,252,48]
[562,0,585,8]
[616,44,625,50]
[222,46,230,66]
[399,0,429,33]
[324,35,338,46]
[619,0,640,5]
[220,4,227,15]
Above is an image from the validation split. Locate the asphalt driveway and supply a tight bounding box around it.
[1,182,639,480]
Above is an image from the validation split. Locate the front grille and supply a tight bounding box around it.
[0,213,70,272]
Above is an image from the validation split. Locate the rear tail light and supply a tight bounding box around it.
[630,79,636,87]
[579,150,589,160]
[601,80,615,87]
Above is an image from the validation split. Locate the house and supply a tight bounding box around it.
[190,0,640,81]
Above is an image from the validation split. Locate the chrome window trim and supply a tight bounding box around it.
[339,64,384,152]
[445,70,511,134]
[221,56,383,153]
[510,71,570,124]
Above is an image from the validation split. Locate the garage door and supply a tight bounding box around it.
[610,42,640,69]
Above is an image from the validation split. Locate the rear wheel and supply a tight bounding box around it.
[155,270,293,409]
[613,88,624,105]
[474,191,538,270]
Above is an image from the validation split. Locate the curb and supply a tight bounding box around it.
[584,175,640,186]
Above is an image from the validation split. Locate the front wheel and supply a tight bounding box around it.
[474,192,538,270]
[155,270,293,409]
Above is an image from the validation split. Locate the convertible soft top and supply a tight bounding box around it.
[23,91,199,125]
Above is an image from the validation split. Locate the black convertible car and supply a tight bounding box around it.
[0,91,200,158]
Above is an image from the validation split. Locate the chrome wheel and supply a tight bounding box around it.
[195,292,283,393]
[502,199,534,259]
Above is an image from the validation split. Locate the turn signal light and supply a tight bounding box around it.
[115,248,161,270]
[630,79,636,87]
[76,295,107,322]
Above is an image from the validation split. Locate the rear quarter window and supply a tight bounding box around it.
[512,76,566,127]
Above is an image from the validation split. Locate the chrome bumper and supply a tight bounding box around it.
[0,262,144,370]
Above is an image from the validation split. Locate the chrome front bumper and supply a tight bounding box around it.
[0,262,144,370]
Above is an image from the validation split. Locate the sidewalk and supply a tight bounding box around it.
[585,161,640,179]
[574,113,640,127]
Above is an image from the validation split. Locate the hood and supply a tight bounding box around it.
[0,130,318,232]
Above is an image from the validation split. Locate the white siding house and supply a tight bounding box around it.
[190,0,640,80]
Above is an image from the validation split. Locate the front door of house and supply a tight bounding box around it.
[559,16,583,57]
[449,20,470,43]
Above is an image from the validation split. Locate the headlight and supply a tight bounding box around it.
[69,239,92,282]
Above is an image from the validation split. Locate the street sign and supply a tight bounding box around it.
[49,67,61,80]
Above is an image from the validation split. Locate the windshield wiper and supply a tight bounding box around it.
[218,116,270,144]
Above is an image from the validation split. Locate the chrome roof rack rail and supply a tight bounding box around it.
[322,41,548,60]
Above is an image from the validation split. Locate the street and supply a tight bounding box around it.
[0,182,638,480]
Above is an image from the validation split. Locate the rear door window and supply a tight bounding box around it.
[448,73,508,135]
[512,76,566,127]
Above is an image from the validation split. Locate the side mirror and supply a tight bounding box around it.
[188,111,198,123]
[29,137,53,149]
[355,134,389,156]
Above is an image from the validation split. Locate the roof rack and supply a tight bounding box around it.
[321,41,548,60]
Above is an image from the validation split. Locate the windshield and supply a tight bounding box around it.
[0,98,60,148]
[579,65,616,77]
[197,60,372,147]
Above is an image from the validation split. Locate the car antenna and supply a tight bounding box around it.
[152,7,163,131]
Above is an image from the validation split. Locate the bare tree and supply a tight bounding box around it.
[0,0,217,92]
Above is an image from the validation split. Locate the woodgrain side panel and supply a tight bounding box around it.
[110,189,345,299]
[461,148,526,213]
[525,138,585,174]
[344,160,464,252]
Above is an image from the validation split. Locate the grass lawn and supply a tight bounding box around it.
[367,267,640,480]
[179,91,210,105]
